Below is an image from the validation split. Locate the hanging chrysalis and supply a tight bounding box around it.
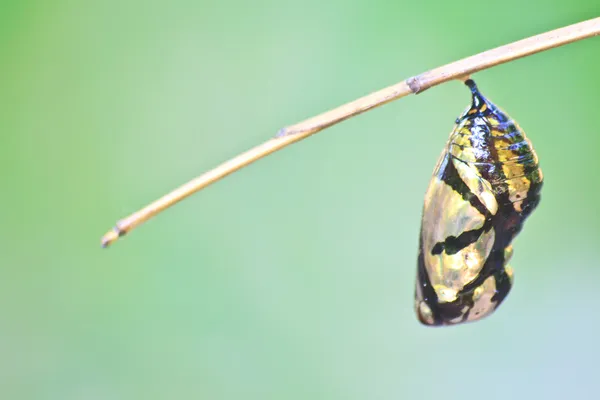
[415,79,543,326]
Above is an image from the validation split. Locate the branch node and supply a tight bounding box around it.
[406,76,423,94]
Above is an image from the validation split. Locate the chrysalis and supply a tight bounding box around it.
[415,79,543,326]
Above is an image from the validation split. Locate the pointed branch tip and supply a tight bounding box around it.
[101,228,120,248]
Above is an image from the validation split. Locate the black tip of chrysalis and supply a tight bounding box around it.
[464,78,478,92]
[464,79,486,110]
[461,79,508,122]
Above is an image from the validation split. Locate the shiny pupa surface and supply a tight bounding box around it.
[415,79,542,326]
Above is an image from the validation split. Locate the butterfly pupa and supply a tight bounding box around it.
[415,79,543,326]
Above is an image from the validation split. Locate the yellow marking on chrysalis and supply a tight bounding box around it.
[448,306,472,324]
[531,150,540,165]
[488,117,500,127]
[504,245,513,262]
[449,142,477,163]
[491,120,522,136]
[532,167,543,182]
[450,128,473,147]
[472,285,485,302]
[433,285,458,303]
[513,200,524,212]
[463,249,483,271]
[502,163,526,179]
[504,264,514,284]
[467,275,497,322]
[494,135,536,162]
[453,158,498,215]
[417,301,435,325]
[502,162,532,207]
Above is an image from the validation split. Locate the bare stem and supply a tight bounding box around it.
[101,17,600,248]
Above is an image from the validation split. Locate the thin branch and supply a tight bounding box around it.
[101,17,600,248]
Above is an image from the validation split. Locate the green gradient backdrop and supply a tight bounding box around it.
[2,1,599,399]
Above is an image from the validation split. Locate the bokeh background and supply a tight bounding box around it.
[2,1,599,399]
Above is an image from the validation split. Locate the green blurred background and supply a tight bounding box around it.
[2,1,599,399]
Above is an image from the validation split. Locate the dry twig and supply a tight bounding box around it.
[101,17,600,248]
